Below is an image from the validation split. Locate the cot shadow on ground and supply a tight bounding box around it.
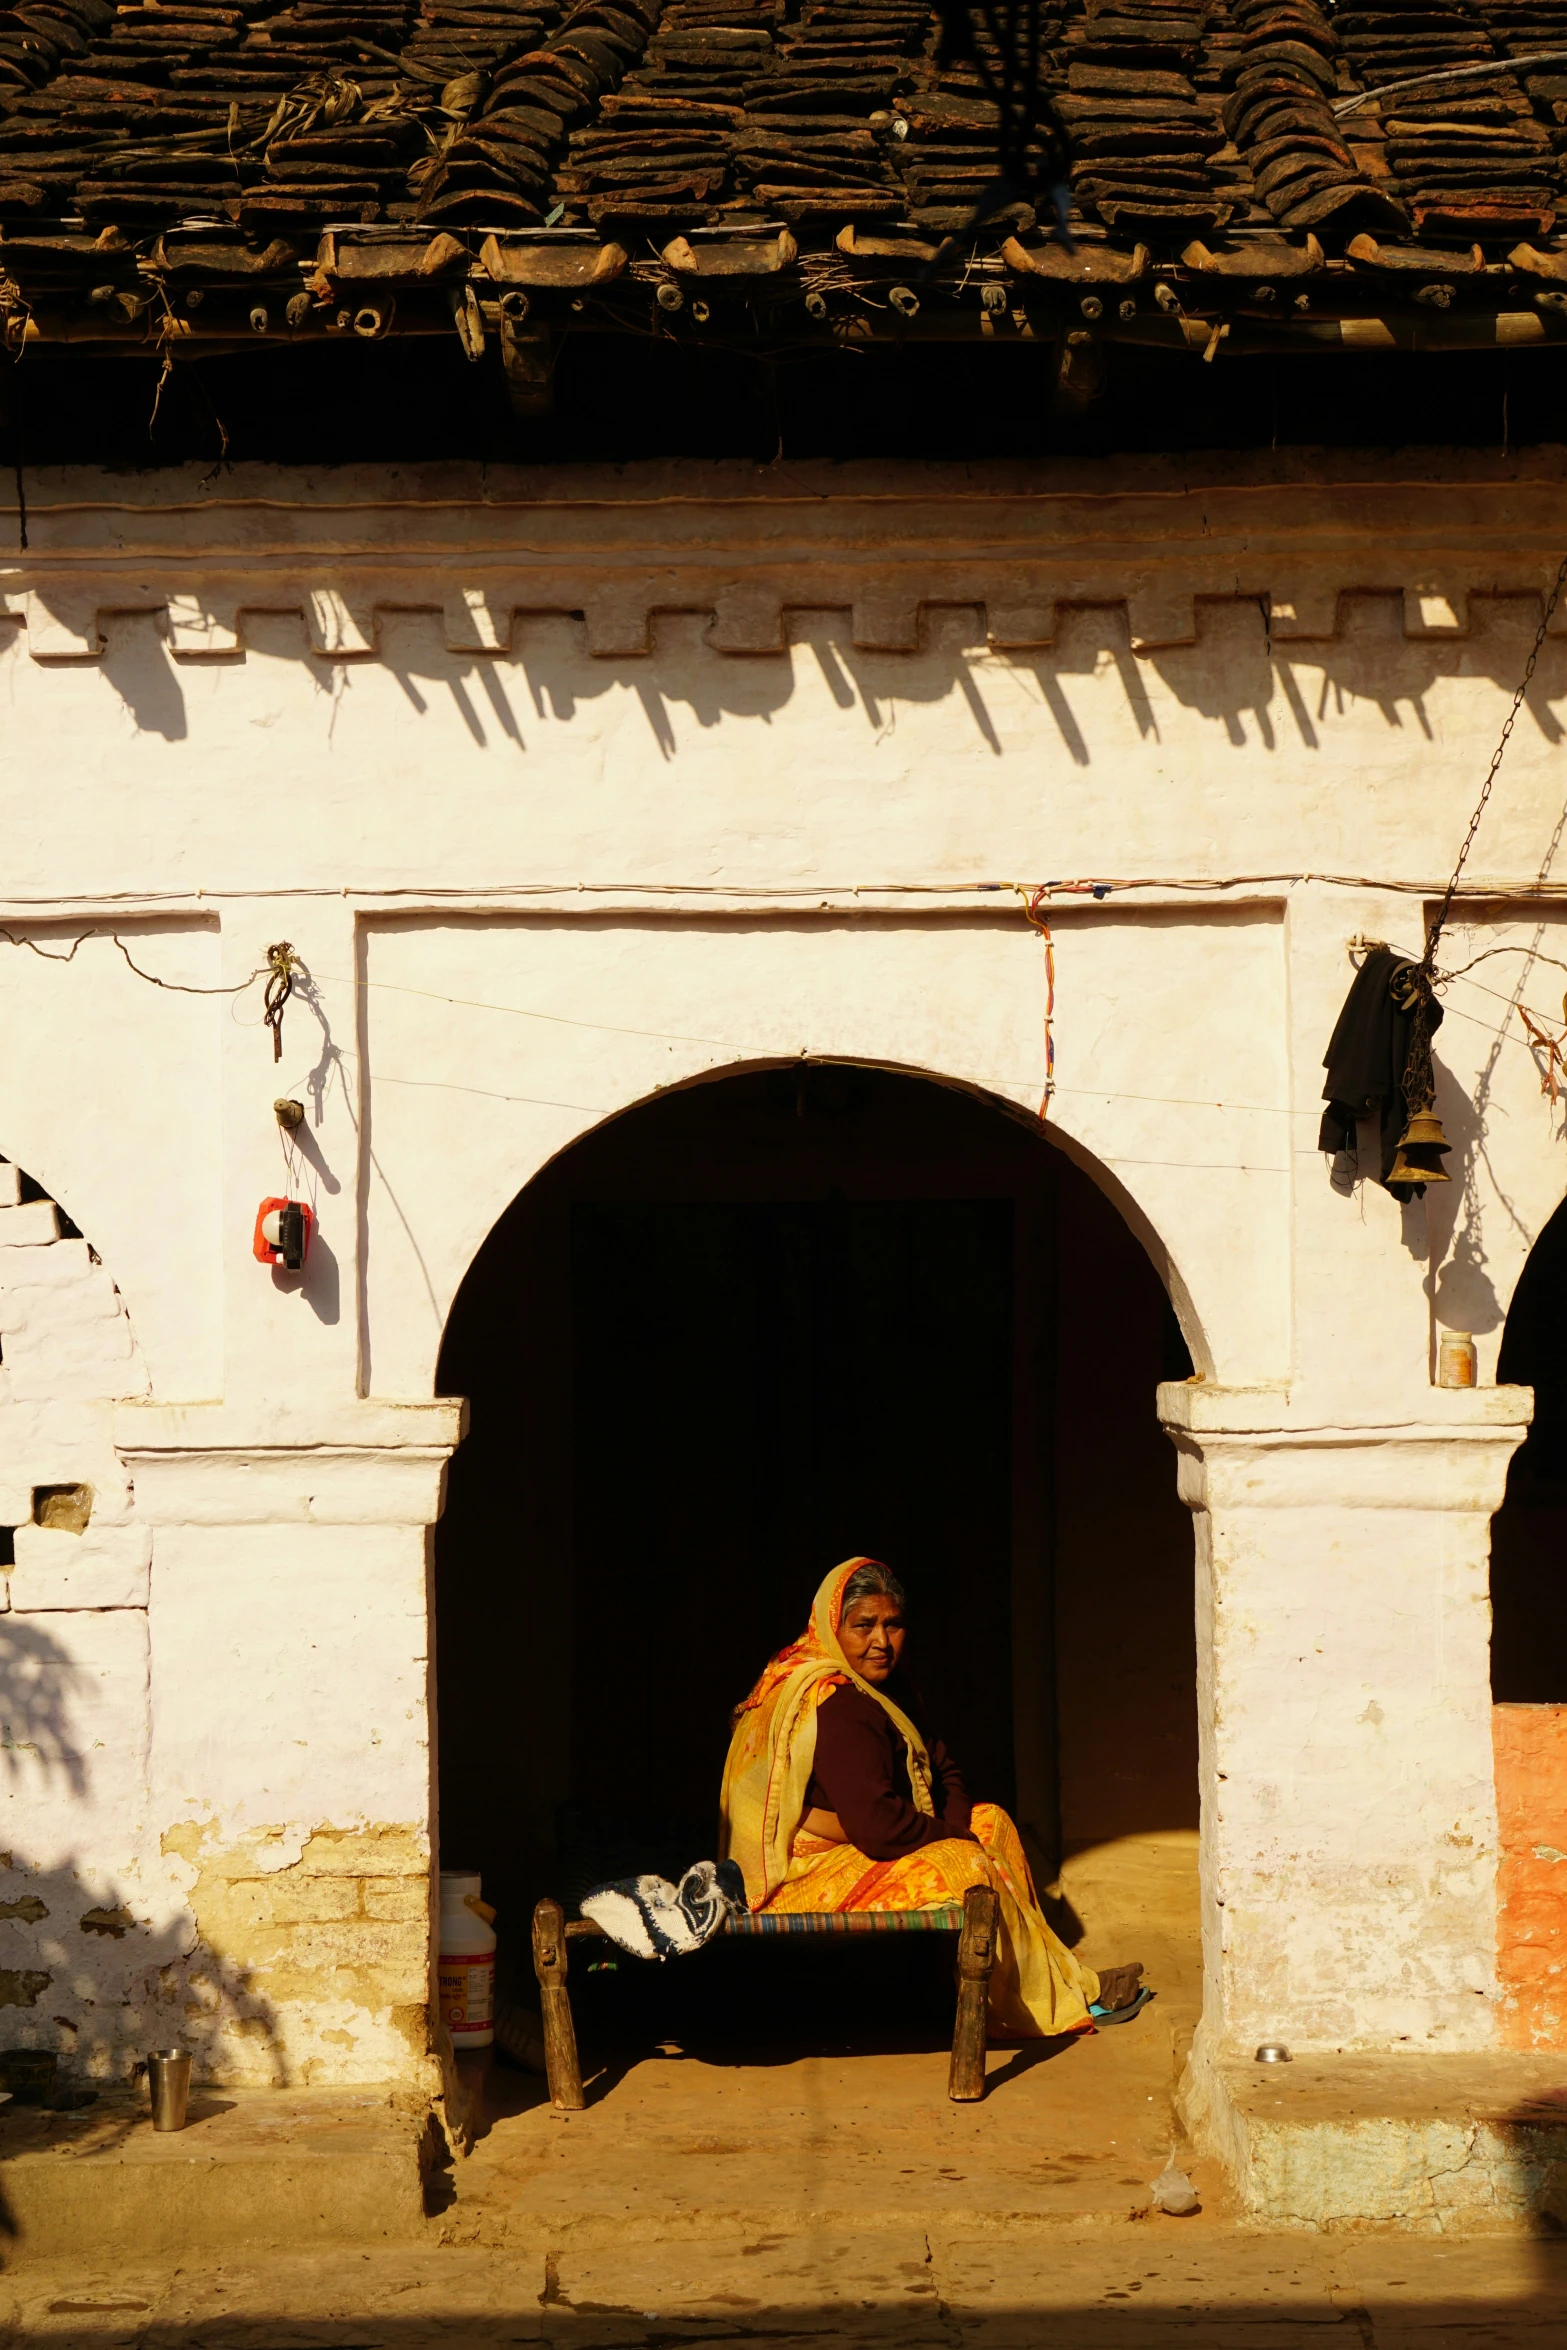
[557,1933,1014,2107]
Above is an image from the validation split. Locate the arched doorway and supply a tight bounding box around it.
[433,1062,1199,2015]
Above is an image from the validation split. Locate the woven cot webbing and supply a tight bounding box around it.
[723,1908,964,1937]
[561,1906,965,1941]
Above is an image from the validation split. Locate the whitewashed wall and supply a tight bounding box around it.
[0,457,1562,2086]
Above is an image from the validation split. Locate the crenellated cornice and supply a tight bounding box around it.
[3,453,1567,660]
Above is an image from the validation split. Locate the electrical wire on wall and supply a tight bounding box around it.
[0,925,264,995]
[273,1092,320,1229]
[1010,884,1058,1116]
[1,912,1563,1148]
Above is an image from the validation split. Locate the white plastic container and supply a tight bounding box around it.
[438,1870,496,2050]
[1438,1330,1478,1389]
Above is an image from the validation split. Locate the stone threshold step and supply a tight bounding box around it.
[440,2203,1167,2253]
[0,2086,433,2264]
[1187,2048,1567,2231]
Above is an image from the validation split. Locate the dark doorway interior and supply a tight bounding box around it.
[1492,1194,1567,1701]
[434,1064,1196,1958]
[572,1192,1015,1827]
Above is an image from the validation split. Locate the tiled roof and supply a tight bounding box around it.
[9,0,1567,343]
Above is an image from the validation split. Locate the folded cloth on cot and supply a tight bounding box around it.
[581,1859,748,1959]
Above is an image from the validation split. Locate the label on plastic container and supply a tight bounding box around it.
[439,1951,495,2039]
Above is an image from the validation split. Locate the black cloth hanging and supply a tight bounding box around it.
[1319,945,1443,1196]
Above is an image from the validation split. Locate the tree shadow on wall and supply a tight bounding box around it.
[1121,589,1567,767]
[0,1616,286,2098]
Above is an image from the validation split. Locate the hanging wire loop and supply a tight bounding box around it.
[263,940,302,1064]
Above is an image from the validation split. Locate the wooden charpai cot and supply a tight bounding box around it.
[530,1884,1000,2108]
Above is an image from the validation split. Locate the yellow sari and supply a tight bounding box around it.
[718,1558,1100,2039]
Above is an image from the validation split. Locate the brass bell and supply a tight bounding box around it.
[1387,1106,1452,1188]
[1387,1147,1451,1187]
[1401,1109,1450,1152]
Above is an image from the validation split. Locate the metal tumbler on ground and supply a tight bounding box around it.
[147,2048,191,2132]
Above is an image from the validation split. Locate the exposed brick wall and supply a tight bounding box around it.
[1494,1703,1567,2050]
[159,1824,432,2080]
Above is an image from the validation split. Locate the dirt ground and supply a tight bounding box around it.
[13,1838,1566,2343]
[11,2229,1567,2347]
[428,1830,1207,2248]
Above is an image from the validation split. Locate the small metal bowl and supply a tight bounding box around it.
[1254,2042,1293,2064]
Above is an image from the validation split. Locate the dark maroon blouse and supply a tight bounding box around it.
[802,1680,976,1862]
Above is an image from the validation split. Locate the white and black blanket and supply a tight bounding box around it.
[581,1859,747,1960]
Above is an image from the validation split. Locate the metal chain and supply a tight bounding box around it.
[1388,557,1567,1129]
[1425,553,1567,971]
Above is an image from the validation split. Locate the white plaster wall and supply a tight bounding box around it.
[359,906,1288,1396]
[0,464,1565,2081]
[143,1523,435,2085]
[0,1176,157,2076]
[1426,906,1567,1381]
[1171,1404,1517,2054]
[5,598,1567,905]
[0,1606,152,2054]
[149,1526,431,1848]
[1287,891,1567,1416]
[0,932,434,2084]
[0,925,221,1403]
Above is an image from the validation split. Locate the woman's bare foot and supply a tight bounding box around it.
[1094,1961,1145,2013]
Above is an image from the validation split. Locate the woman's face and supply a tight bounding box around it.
[838,1593,906,1684]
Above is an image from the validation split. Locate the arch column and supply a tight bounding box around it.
[1160,1380,1531,2076]
[113,1397,465,2087]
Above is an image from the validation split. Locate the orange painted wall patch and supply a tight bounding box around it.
[1494,1704,1567,2050]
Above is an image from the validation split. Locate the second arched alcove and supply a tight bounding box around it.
[1491,1191,1567,1703]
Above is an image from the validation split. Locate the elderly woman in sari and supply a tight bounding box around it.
[720,1557,1146,2039]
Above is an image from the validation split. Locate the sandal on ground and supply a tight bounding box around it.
[1089,1960,1150,2021]
[1090,1985,1156,2025]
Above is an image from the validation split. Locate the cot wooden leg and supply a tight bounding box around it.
[948,1882,997,2102]
[531,1897,585,2111]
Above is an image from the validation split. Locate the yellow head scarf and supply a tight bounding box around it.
[717,1557,935,1910]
